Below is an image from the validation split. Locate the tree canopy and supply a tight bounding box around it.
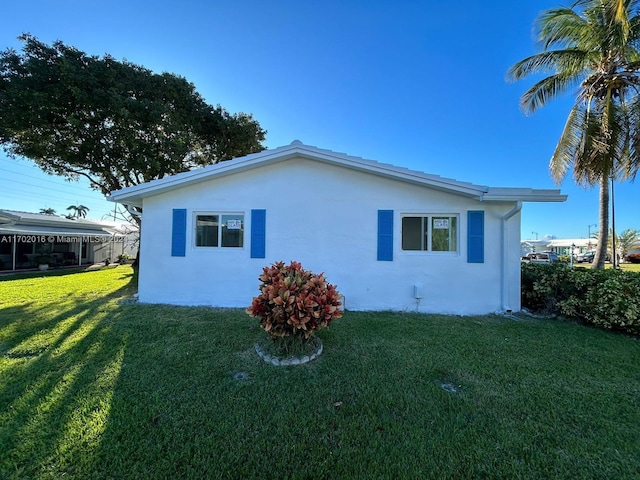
[508,0,640,268]
[0,35,266,203]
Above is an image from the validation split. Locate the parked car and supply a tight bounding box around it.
[521,251,560,264]
[576,250,595,263]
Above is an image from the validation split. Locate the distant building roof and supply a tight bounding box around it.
[0,209,122,237]
[546,238,596,248]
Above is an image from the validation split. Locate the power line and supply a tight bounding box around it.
[0,164,100,193]
[0,176,104,200]
[0,166,96,194]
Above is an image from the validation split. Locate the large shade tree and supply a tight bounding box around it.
[0,35,266,224]
[508,0,640,268]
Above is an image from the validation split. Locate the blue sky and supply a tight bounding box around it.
[0,0,637,239]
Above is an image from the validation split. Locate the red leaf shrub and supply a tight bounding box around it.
[627,253,640,264]
[246,261,343,339]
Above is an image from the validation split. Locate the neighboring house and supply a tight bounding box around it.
[109,141,566,315]
[99,219,140,259]
[0,210,133,271]
[521,238,596,257]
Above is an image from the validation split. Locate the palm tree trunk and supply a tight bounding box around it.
[592,176,609,269]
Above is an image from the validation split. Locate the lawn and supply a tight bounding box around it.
[574,262,640,272]
[1,266,639,479]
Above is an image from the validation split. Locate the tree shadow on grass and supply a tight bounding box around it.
[0,270,136,354]
[0,265,121,282]
[0,274,137,479]
[83,307,266,479]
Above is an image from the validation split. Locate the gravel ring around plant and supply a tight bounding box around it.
[254,337,323,366]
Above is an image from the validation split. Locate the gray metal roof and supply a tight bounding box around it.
[0,210,120,237]
[108,141,567,207]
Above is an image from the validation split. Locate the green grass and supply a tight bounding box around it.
[619,263,640,272]
[1,267,639,479]
[574,262,640,272]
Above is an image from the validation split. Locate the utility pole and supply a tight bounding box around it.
[611,177,617,269]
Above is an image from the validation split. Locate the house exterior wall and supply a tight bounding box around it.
[137,157,522,314]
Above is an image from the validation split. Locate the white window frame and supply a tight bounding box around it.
[193,211,245,249]
[401,214,459,254]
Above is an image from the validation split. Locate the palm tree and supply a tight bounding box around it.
[66,204,89,219]
[39,207,56,215]
[617,228,640,259]
[508,0,640,268]
[595,227,640,262]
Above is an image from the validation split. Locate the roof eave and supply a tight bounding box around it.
[482,193,568,202]
[108,144,490,203]
[106,142,567,205]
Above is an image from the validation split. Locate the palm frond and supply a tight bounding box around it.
[627,5,640,41]
[607,0,631,38]
[537,7,587,49]
[507,49,589,81]
[625,94,640,177]
[519,71,583,113]
[573,111,607,185]
[512,0,640,201]
[550,105,586,183]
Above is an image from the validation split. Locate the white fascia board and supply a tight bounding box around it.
[482,188,567,203]
[107,142,567,205]
[108,146,299,206]
[108,142,490,204]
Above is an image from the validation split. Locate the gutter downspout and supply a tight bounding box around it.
[125,204,142,219]
[501,201,522,312]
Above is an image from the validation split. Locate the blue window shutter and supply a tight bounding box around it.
[377,210,393,261]
[467,210,484,263]
[251,209,266,258]
[171,209,187,257]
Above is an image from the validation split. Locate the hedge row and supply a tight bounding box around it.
[521,263,640,335]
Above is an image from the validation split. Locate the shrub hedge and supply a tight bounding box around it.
[521,263,640,335]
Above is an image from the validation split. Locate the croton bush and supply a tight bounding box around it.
[246,261,343,340]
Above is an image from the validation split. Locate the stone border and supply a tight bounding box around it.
[255,338,323,366]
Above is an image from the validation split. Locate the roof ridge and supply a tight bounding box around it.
[284,142,489,192]
[108,141,565,206]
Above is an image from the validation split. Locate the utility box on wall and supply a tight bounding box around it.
[414,283,424,299]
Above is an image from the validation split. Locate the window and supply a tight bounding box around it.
[195,213,244,248]
[0,239,12,255]
[402,215,458,252]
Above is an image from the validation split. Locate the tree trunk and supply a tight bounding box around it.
[592,176,609,269]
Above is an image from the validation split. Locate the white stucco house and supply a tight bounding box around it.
[108,141,566,315]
